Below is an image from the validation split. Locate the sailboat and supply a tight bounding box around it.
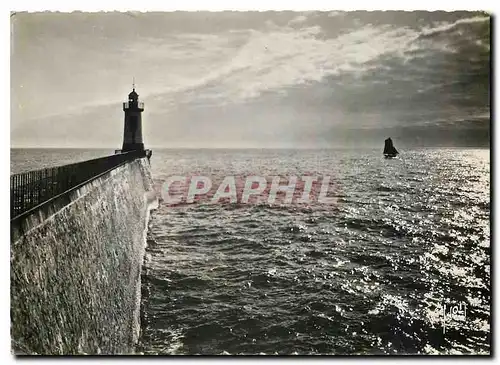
[383,137,399,159]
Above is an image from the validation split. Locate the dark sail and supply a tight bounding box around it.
[383,137,399,156]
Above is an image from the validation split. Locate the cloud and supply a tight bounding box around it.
[420,15,489,38]
[288,15,308,25]
[11,12,490,148]
[327,11,343,18]
[163,23,425,105]
[13,13,489,118]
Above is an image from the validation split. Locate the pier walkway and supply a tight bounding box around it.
[10,150,149,227]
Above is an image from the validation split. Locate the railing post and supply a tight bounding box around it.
[10,176,14,217]
[20,173,24,214]
[29,173,33,211]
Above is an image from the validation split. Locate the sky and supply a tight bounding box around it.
[10,11,490,148]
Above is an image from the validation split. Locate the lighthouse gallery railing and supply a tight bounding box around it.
[10,150,147,220]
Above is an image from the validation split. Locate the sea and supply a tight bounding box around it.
[10,147,491,355]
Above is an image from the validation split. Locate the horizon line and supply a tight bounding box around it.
[10,145,491,150]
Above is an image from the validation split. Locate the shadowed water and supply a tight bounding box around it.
[137,148,490,355]
[10,148,113,174]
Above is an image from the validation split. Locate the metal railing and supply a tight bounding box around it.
[123,101,144,110]
[10,150,147,220]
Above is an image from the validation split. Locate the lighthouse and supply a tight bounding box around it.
[121,85,145,152]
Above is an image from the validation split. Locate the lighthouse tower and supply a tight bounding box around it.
[121,85,145,152]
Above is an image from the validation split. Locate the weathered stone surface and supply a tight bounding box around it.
[11,158,157,355]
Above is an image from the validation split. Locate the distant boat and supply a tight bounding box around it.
[383,137,399,158]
